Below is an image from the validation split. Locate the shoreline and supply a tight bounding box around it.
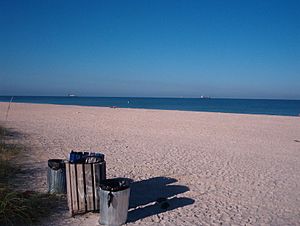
[0,101,299,118]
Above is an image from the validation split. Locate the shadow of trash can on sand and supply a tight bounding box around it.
[47,159,67,194]
[98,178,131,226]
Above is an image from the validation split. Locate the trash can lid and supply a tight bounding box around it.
[99,178,130,192]
[48,159,66,170]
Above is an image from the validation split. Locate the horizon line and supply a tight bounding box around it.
[0,95,299,101]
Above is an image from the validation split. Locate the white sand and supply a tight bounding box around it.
[1,102,300,226]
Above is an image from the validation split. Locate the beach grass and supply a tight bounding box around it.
[0,125,61,226]
[0,126,20,187]
[0,189,60,226]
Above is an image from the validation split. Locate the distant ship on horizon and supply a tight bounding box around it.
[67,94,77,97]
[200,95,211,99]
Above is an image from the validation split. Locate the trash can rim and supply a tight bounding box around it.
[48,159,66,170]
[99,178,131,192]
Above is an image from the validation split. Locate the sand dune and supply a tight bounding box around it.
[1,102,300,225]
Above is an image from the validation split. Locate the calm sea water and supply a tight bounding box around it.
[0,96,300,116]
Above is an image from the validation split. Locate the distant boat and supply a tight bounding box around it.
[67,94,77,97]
[200,95,211,99]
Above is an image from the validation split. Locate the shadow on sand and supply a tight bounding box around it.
[127,176,194,223]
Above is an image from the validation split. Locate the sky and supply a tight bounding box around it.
[0,0,299,99]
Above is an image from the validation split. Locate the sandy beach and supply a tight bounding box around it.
[0,102,300,226]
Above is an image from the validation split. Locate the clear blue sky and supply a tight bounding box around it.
[1,0,299,99]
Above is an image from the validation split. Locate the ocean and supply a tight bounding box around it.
[0,96,299,117]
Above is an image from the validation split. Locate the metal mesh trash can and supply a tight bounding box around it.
[47,159,67,194]
[98,178,131,226]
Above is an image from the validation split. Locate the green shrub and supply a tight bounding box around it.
[0,125,64,225]
[0,189,32,225]
[0,189,61,226]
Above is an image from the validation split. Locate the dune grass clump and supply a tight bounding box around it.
[0,125,62,226]
[0,189,32,225]
[0,189,60,226]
